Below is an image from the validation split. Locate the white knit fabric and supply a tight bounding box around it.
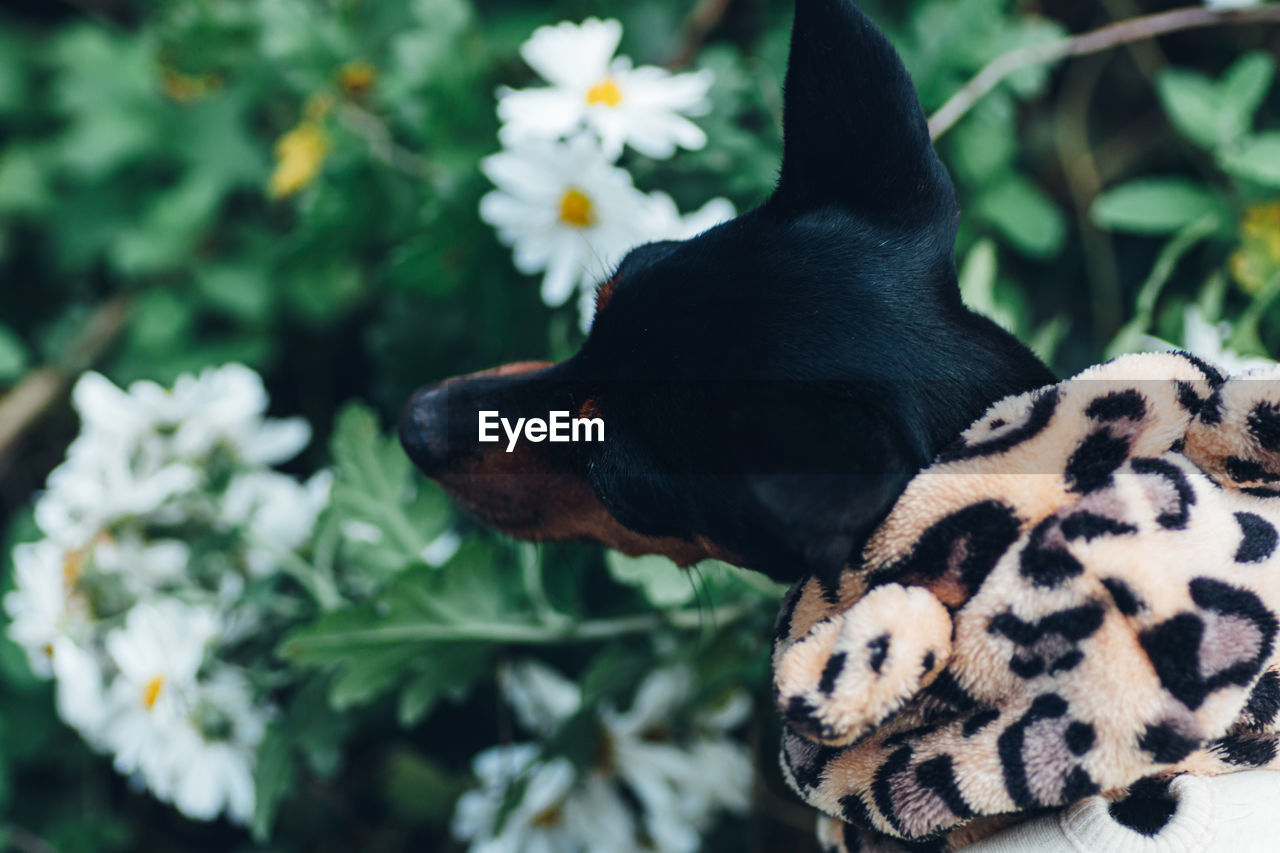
[966,771,1280,853]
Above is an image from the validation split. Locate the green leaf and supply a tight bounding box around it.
[393,0,475,85]
[578,643,654,706]
[947,95,1016,184]
[328,403,451,580]
[1219,133,1280,188]
[173,92,269,188]
[328,643,425,711]
[288,681,351,778]
[0,29,24,115]
[605,551,697,608]
[397,646,494,725]
[281,542,520,712]
[1090,178,1220,234]
[959,238,1013,329]
[0,146,51,215]
[51,26,161,178]
[1029,315,1070,365]
[284,264,365,326]
[381,748,465,824]
[195,264,274,323]
[1157,69,1221,149]
[126,288,196,353]
[974,175,1066,259]
[251,723,294,842]
[1220,52,1275,143]
[108,172,225,276]
[0,324,28,382]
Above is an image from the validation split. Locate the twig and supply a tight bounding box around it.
[0,294,131,465]
[929,5,1280,140]
[337,102,437,181]
[667,0,736,68]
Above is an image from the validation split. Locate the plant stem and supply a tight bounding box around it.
[267,543,345,612]
[929,5,1280,140]
[520,544,571,628]
[667,0,736,68]
[1104,213,1219,358]
[1232,270,1280,353]
[287,601,763,651]
[338,103,436,181]
[0,294,131,466]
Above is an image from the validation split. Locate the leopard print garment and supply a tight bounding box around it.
[772,352,1280,850]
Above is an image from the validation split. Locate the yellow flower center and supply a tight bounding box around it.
[62,549,86,590]
[585,78,623,108]
[531,805,565,829]
[559,188,597,228]
[142,675,165,711]
[337,61,377,97]
[161,69,221,103]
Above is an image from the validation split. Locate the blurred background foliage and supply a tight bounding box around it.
[0,0,1278,850]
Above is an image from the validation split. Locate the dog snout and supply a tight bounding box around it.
[399,382,450,477]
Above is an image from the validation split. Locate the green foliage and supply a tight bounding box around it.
[327,403,452,581]
[1158,52,1275,152]
[1090,179,1222,235]
[1220,133,1280,188]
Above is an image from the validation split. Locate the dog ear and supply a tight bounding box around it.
[772,0,956,224]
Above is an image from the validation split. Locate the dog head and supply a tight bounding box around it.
[400,0,1054,584]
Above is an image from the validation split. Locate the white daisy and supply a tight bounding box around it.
[101,600,220,794]
[163,364,311,465]
[35,444,200,547]
[471,660,753,853]
[641,193,737,242]
[71,366,310,467]
[1144,305,1275,376]
[600,667,753,853]
[498,18,713,160]
[49,635,110,743]
[168,669,266,824]
[92,534,191,593]
[454,745,645,853]
[169,723,257,824]
[452,744,582,853]
[480,136,650,306]
[4,541,112,739]
[13,362,309,826]
[70,371,165,445]
[576,193,737,330]
[501,658,585,736]
[5,540,83,678]
[220,469,331,576]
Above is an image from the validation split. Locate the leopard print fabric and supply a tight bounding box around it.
[772,352,1280,849]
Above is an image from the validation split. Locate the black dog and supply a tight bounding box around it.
[400,0,1054,587]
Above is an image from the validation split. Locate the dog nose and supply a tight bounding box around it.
[399,383,450,477]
